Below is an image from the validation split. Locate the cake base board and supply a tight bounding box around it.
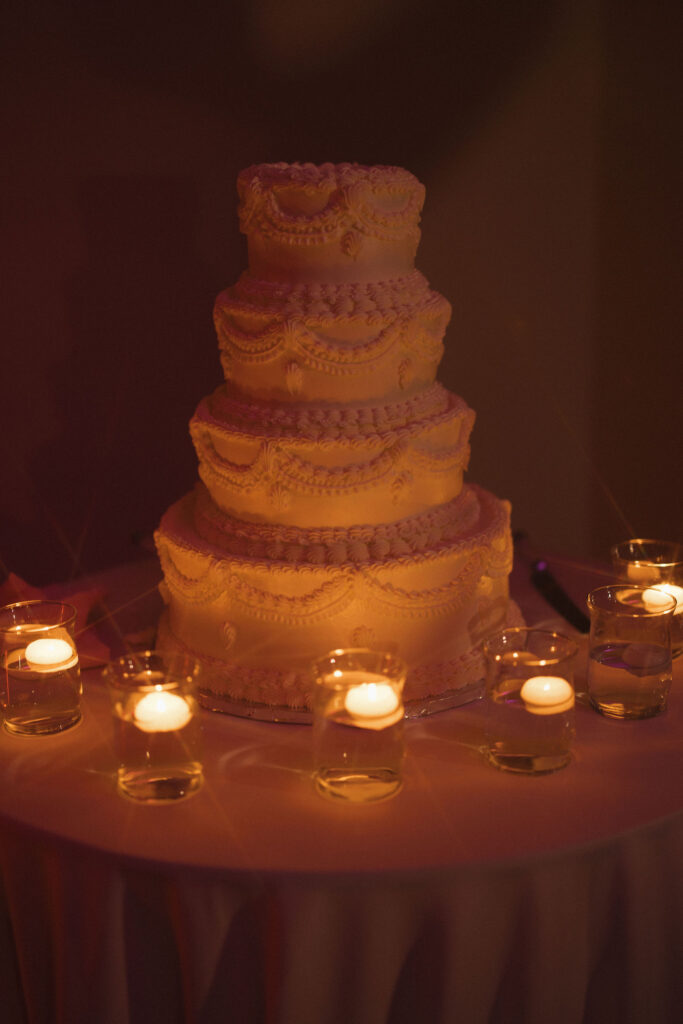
[197,689,312,724]
[195,679,484,724]
[404,680,484,718]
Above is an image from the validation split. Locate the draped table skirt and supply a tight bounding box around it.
[1,557,682,1023]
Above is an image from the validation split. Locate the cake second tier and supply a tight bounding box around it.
[214,270,451,404]
[190,383,474,528]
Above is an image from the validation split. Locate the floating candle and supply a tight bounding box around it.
[134,688,192,732]
[520,675,574,715]
[344,681,399,719]
[626,563,657,584]
[643,583,683,615]
[25,637,76,671]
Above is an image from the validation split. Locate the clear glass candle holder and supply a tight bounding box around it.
[0,600,81,735]
[312,648,406,803]
[483,627,578,775]
[586,585,676,720]
[611,539,683,658]
[104,650,203,802]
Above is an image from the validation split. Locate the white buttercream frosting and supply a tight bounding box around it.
[155,162,516,711]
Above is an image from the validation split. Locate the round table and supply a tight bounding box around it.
[1,558,682,1023]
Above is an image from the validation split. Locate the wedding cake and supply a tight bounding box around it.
[155,163,517,716]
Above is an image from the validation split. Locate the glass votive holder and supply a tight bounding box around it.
[611,539,683,658]
[0,600,81,735]
[483,627,577,775]
[104,650,203,802]
[586,585,676,720]
[312,648,406,803]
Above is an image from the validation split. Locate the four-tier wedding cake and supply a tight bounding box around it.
[155,163,517,716]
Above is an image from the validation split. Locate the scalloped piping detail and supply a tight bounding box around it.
[274,442,404,493]
[215,311,445,376]
[238,164,424,246]
[194,433,402,495]
[242,188,422,247]
[158,526,357,621]
[157,500,510,620]
[154,536,225,604]
[193,429,470,500]
[358,552,485,615]
[216,308,406,367]
[215,309,290,359]
[279,436,469,492]
[345,179,423,237]
[227,572,356,623]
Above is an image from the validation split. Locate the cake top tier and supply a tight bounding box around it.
[237,163,426,284]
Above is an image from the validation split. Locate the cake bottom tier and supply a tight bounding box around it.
[155,484,519,717]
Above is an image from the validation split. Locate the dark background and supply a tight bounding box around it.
[2,0,681,585]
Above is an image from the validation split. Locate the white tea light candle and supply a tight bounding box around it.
[626,563,656,583]
[25,637,76,671]
[134,688,192,733]
[345,680,400,719]
[520,675,574,715]
[643,583,683,614]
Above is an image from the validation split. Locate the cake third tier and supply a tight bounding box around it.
[191,382,474,528]
[214,271,451,404]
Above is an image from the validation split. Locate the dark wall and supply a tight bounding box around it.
[593,1,682,552]
[1,1,680,585]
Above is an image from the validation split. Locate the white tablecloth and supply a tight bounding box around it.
[1,557,682,1023]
